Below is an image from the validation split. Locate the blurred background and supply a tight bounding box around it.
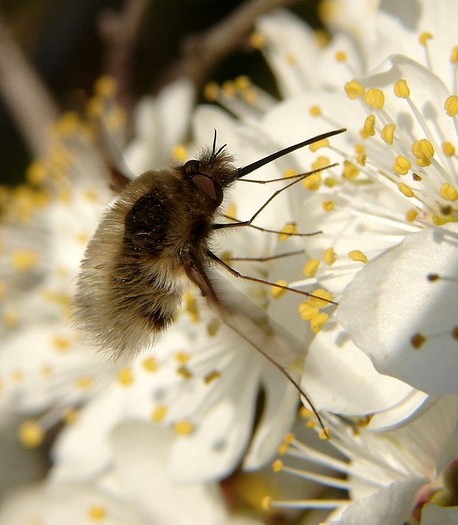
[0,0,322,185]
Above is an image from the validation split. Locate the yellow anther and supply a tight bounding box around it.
[324,247,337,265]
[311,155,331,170]
[203,82,219,102]
[415,156,431,167]
[285,53,297,65]
[310,312,329,333]
[309,138,329,152]
[363,114,376,137]
[309,105,322,116]
[393,155,412,175]
[299,303,319,320]
[304,259,320,277]
[151,405,168,422]
[406,209,418,222]
[11,250,39,271]
[279,223,299,240]
[356,152,367,165]
[207,318,221,337]
[26,161,47,185]
[343,160,359,179]
[283,168,298,179]
[324,176,339,187]
[184,290,199,323]
[348,250,368,263]
[174,420,195,435]
[118,367,134,386]
[444,95,458,117]
[271,280,288,299]
[261,496,272,511]
[394,79,410,98]
[412,139,434,159]
[344,80,365,99]
[3,310,19,328]
[381,123,396,144]
[319,428,331,440]
[177,365,192,379]
[176,351,191,364]
[411,333,427,349]
[398,183,415,198]
[309,289,334,308]
[272,459,284,472]
[171,144,188,162]
[84,188,99,202]
[365,88,385,109]
[19,420,44,448]
[142,357,159,372]
[440,183,458,201]
[222,81,236,97]
[235,75,251,90]
[442,141,455,156]
[76,377,94,390]
[250,31,265,49]
[88,505,107,521]
[204,370,221,384]
[451,46,458,63]
[419,31,433,45]
[52,335,71,352]
[63,409,79,425]
[335,50,347,62]
[322,199,335,212]
[302,173,321,191]
[95,75,117,97]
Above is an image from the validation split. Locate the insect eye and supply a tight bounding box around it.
[183,159,200,177]
[191,174,223,206]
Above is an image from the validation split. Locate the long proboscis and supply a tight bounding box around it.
[236,128,346,179]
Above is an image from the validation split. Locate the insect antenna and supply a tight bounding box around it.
[211,129,227,159]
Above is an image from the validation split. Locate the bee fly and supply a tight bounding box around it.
[75,128,346,434]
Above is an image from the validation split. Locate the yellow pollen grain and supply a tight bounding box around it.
[322,199,335,212]
[261,496,272,511]
[312,155,331,170]
[365,88,385,109]
[52,335,71,352]
[283,168,298,179]
[177,365,192,379]
[76,377,94,390]
[174,420,195,435]
[348,250,368,263]
[444,95,458,117]
[171,144,188,162]
[299,303,319,320]
[11,250,39,271]
[203,82,219,101]
[271,280,288,299]
[363,114,376,137]
[88,504,107,521]
[440,183,458,201]
[451,46,458,63]
[302,173,321,191]
[411,333,427,349]
[394,79,410,98]
[324,176,339,187]
[442,141,455,156]
[175,351,191,364]
[344,80,365,99]
[151,405,168,422]
[393,155,412,175]
[117,367,134,386]
[319,428,331,440]
[343,160,359,179]
[26,161,47,185]
[324,247,337,265]
[309,138,329,152]
[204,370,221,384]
[95,75,117,97]
[304,259,320,277]
[142,356,159,372]
[309,288,334,307]
[272,459,284,472]
[381,123,396,144]
[279,223,299,240]
[398,182,415,198]
[415,156,431,167]
[406,208,419,222]
[310,312,329,333]
[19,420,44,448]
[235,75,251,90]
[412,139,434,159]
[335,50,347,62]
[419,31,433,45]
[309,105,322,116]
[250,30,265,49]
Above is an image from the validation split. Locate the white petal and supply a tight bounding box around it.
[421,503,458,525]
[339,224,458,395]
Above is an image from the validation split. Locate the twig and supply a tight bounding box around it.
[0,12,59,158]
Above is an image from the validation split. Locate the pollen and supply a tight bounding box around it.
[343,160,359,179]
[344,80,365,99]
[304,259,320,277]
[175,351,191,364]
[440,183,458,201]
[309,105,322,116]
[76,377,95,390]
[142,356,159,372]
[118,367,134,386]
[51,335,71,352]
[324,247,337,265]
[271,280,288,299]
[261,496,272,511]
[411,333,427,349]
[394,79,410,98]
[365,88,385,109]
[412,139,434,160]
[406,208,419,222]
[347,250,368,264]
[11,249,39,271]
[204,370,221,384]
[363,114,376,137]
[171,144,188,162]
[312,155,331,170]
[250,30,265,49]
[19,420,44,448]
[283,168,298,179]
[279,223,299,240]
[95,75,117,97]
[299,303,319,320]
[335,50,347,62]
[451,46,458,63]
[393,155,412,175]
[444,95,458,117]
[272,459,284,472]
[88,505,107,521]
[302,172,321,191]
[442,141,455,156]
[26,161,47,185]
[309,288,334,308]
[310,312,329,333]
[419,31,433,45]
[309,138,329,152]
[398,182,415,198]
[322,199,335,212]
[203,82,219,101]
[151,405,168,422]
[174,420,195,435]
[177,365,192,379]
[381,123,396,144]
[184,291,199,323]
